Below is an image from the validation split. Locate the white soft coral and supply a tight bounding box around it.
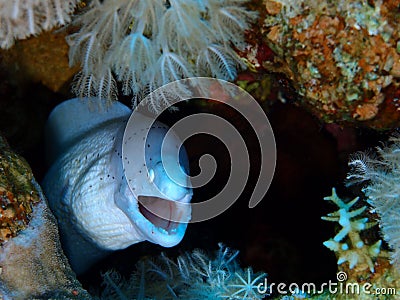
[347,134,400,272]
[0,0,79,49]
[66,0,257,109]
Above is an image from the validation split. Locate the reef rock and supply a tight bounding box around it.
[261,0,400,129]
[0,135,90,299]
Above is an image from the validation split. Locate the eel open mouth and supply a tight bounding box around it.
[138,196,189,233]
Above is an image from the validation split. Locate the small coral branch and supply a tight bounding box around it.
[0,0,80,49]
[322,188,381,273]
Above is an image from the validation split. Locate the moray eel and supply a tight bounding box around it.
[42,98,192,274]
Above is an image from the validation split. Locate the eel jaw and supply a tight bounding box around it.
[130,194,192,247]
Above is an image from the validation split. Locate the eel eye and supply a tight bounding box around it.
[148,168,155,183]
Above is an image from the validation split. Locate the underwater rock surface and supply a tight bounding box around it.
[261,0,400,129]
[0,135,90,299]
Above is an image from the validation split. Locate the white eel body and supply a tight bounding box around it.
[42,98,192,274]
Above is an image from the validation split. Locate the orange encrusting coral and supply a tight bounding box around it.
[0,136,40,244]
[261,0,400,129]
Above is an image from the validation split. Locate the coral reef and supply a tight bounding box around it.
[261,0,400,129]
[0,0,80,49]
[347,133,400,274]
[0,135,90,299]
[0,0,258,111]
[321,188,382,273]
[96,244,267,299]
[3,1,400,299]
[66,0,257,107]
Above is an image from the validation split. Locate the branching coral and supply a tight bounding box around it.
[96,244,267,299]
[321,188,381,273]
[0,0,79,49]
[67,0,257,109]
[347,134,400,273]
